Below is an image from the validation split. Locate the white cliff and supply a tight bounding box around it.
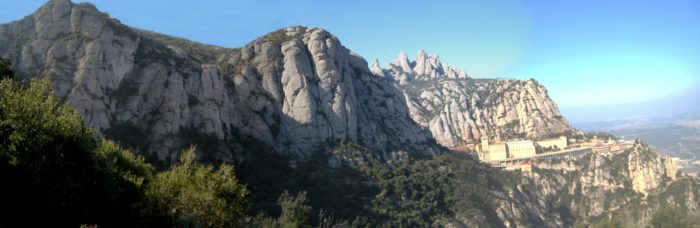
[0,0,440,162]
[378,50,571,147]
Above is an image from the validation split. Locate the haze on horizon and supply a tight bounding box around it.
[2,0,698,123]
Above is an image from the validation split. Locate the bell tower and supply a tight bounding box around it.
[480,135,490,152]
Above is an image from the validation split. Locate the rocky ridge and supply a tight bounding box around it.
[0,0,440,162]
[377,51,572,147]
[529,142,695,226]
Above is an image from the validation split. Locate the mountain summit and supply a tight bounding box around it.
[0,0,440,161]
[374,50,572,147]
[379,50,469,84]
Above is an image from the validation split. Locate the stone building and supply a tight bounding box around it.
[506,140,537,158]
[535,136,568,150]
[479,136,536,161]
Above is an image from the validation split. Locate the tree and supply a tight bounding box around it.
[277,191,312,228]
[144,147,250,227]
[590,218,623,228]
[0,79,158,226]
[0,80,126,226]
[250,190,313,228]
[0,79,103,226]
[0,57,13,80]
[649,207,690,228]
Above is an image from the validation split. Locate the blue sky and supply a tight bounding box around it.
[1,0,699,122]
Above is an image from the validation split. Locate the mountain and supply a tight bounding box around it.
[377,50,573,147]
[2,1,699,227]
[0,0,440,162]
[373,49,469,84]
[528,141,698,226]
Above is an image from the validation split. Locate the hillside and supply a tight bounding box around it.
[0,0,439,163]
[375,50,573,147]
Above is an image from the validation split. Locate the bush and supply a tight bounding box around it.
[0,79,104,226]
[650,207,692,228]
[144,147,250,227]
[0,58,13,80]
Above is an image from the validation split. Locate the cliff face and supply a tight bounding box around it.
[375,51,572,147]
[529,142,695,226]
[0,0,440,162]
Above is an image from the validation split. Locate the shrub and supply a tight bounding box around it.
[144,147,250,227]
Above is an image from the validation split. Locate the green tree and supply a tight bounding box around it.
[144,147,250,227]
[0,79,102,226]
[95,139,155,188]
[649,207,691,228]
[590,218,623,228]
[250,190,313,228]
[277,191,312,228]
[0,58,13,80]
[0,79,158,226]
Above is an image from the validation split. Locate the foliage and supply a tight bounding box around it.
[238,140,522,227]
[0,79,94,166]
[250,191,314,228]
[144,147,250,227]
[649,207,695,228]
[0,58,13,80]
[0,78,282,227]
[0,79,104,226]
[96,139,155,188]
[589,218,624,228]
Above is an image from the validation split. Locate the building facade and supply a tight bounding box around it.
[506,140,537,158]
[535,136,568,149]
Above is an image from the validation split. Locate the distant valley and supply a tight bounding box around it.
[576,112,700,177]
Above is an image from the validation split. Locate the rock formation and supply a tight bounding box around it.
[528,142,688,226]
[378,50,572,147]
[0,0,440,162]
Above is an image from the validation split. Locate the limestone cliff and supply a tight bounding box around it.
[529,142,695,226]
[376,51,572,147]
[0,0,440,162]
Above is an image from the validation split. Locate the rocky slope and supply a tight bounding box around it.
[0,0,443,162]
[378,50,572,147]
[375,51,572,147]
[529,142,698,226]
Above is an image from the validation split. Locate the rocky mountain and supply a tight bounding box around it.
[376,51,572,147]
[528,141,698,226]
[372,49,469,84]
[3,1,699,227]
[0,0,440,162]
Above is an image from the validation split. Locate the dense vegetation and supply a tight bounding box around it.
[0,63,310,227]
[238,140,525,226]
[0,58,13,80]
[0,64,521,226]
[2,59,699,227]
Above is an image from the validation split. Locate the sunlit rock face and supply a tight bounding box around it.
[378,50,572,147]
[527,142,686,225]
[0,0,440,162]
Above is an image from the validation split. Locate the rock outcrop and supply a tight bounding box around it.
[380,50,468,85]
[528,142,689,226]
[0,0,440,162]
[377,51,572,147]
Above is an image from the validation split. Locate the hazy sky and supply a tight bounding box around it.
[1,0,699,122]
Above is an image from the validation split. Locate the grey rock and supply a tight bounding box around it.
[380,50,572,147]
[0,1,440,162]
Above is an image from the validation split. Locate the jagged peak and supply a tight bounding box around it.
[383,49,469,84]
[370,58,386,78]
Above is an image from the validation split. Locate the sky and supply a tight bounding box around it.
[1,0,699,123]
